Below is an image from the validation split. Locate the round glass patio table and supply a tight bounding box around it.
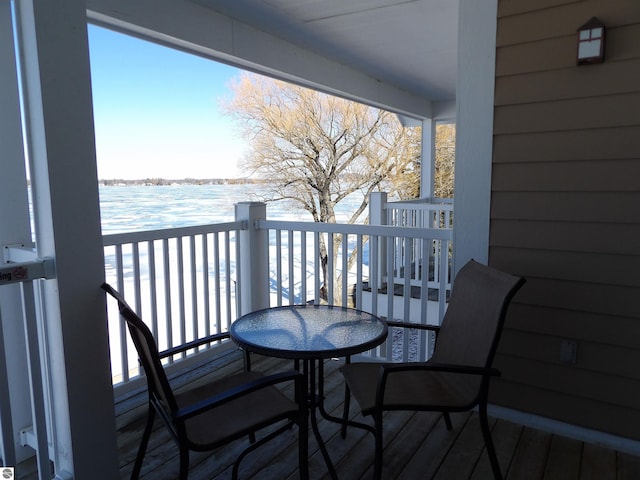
[230,304,388,360]
[230,304,388,480]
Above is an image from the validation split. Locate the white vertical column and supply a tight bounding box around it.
[369,192,387,290]
[0,0,39,465]
[235,202,270,315]
[420,118,435,199]
[15,0,118,477]
[453,0,498,273]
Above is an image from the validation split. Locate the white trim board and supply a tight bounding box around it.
[488,405,640,457]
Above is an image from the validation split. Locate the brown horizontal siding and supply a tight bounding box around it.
[490,378,640,441]
[493,127,640,164]
[495,353,640,411]
[512,277,639,318]
[492,0,640,441]
[505,304,639,350]
[498,329,640,381]
[490,248,640,287]
[496,0,640,47]
[495,56,640,105]
[491,192,640,223]
[494,93,640,135]
[496,23,640,77]
[498,0,579,19]
[492,159,640,191]
[490,220,640,255]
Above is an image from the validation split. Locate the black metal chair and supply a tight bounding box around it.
[340,260,525,480]
[102,283,308,480]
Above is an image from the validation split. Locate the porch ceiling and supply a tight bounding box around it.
[192,0,459,103]
[86,0,459,118]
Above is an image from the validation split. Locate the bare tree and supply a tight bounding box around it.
[223,73,421,303]
[434,123,456,198]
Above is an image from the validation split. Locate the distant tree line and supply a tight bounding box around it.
[99,178,268,186]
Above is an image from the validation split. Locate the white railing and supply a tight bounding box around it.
[0,256,56,480]
[103,221,245,387]
[370,193,453,295]
[104,199,454,388]
[258,217,452,362]
[385,197,454,230]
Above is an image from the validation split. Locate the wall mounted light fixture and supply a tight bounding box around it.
[577,17,605,65]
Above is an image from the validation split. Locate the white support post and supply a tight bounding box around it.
[0,0,40,466]
[235,202,270,315]
[453,0,497,273]
[420,118,435,199]
[14,1,119,477]
[369,193,388,291]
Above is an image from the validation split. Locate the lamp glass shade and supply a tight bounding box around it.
[577,18,605,64]
[578,37,602,59]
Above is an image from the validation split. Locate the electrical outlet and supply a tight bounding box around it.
[560,339,577,364]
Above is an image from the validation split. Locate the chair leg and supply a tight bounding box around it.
[373,410,383,480]
[443,412,453,430]
[341,355,351,439]
[178,445,189,480]
[299,415,309,480]
[479,402,502,480]
[131,406,155,480]
[341,386,351,439]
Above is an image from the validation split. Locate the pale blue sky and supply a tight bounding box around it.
[88,25,246,179]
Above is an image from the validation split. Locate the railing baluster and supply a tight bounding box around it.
[314,231,321,305]
[419,238,429,361]
[115,244,129,381]
[354,233,363,309]
[132,243,142,319]
[148,240,158,339]
[327,233,334,304]
[202,234,210,339]
[275,229,283,306]
[439,237,450,323]
[224,230,232,331]
[300,230,307,304]
[189,235,198,351]
[341,233,349,307]
[385,234,394,360]
[285,229,291,305]
[213,233,222,335]
[176,238,186,358]
[403,237,412,362]
[162,238,173,363]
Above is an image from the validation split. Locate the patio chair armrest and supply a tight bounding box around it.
[381,362,500,377]
[159,332,230,359]
[375,362,500,406]
[175,370,304,420]
[385,320,440,332]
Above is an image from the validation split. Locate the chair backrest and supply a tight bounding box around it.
[430,260,525,369]
[102,283,178,415]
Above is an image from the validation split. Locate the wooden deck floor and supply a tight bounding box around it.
[17,348,640,479]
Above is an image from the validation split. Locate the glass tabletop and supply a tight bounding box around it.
[230,304,388,359]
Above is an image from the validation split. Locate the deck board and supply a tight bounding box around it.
[120,351,640,480]
[504,425,551,480]
[15,349,640,479]
[542,435,583,480]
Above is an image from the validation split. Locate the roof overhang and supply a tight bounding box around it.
[87,0,458,120]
